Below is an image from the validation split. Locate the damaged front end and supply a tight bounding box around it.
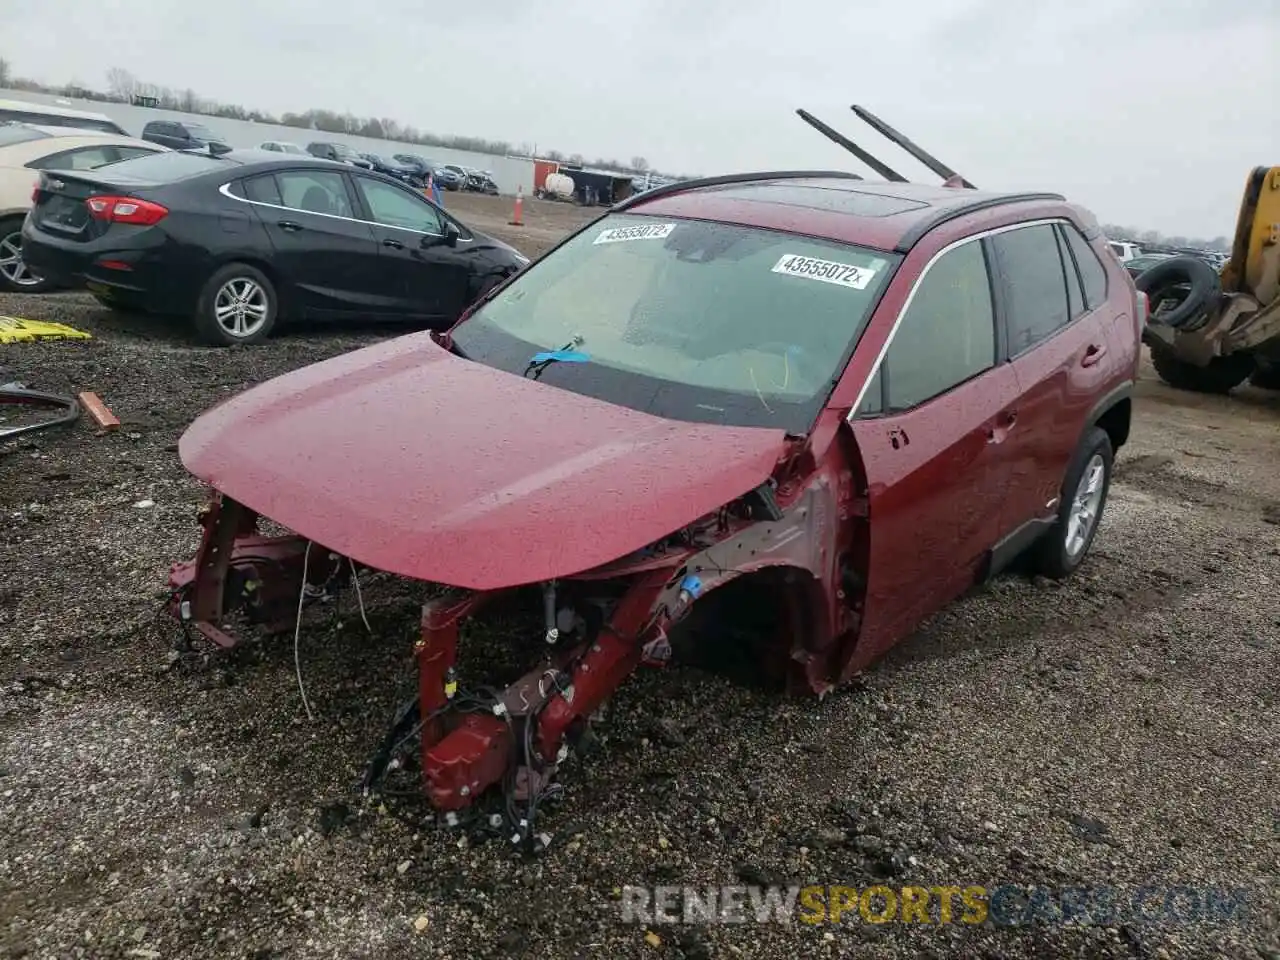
[166,451,861,843]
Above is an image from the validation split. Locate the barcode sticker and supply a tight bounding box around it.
[771,254,877,289]
[594,223,676,244]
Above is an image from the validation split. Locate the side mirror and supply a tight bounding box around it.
[443,222,461,248]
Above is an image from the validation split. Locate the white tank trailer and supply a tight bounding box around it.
[540,172,576,201]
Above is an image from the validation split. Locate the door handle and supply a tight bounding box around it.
[383,238,404,249]
[1081,343,1107,367]
[277,220,302,232]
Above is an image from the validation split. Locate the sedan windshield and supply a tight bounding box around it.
[452,213,898,431]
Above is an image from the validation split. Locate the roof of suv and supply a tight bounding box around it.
[619,172,1070,254]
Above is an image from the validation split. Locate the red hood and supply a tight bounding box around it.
[179,333,788,590]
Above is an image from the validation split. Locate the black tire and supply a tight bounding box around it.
[193,262,278,346]
[1150,347,1254,393]
[0,216,58,294]
[1032,427,1114,580]
[1135,255,1220,329]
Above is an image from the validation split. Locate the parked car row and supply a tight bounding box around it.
[16,147,529,344]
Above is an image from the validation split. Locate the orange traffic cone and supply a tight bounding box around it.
[508,186,524,226]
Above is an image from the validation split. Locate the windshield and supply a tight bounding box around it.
[186,123,218,140]
[452,213,898,431]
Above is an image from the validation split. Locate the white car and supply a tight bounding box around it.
[258,140,307,155]
[1107,240,1142,263]
[0,97,130,136]
[0,123,165,292]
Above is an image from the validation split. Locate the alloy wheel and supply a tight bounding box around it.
[1064,453,1106,558]
[213,277,269,339]
[0,230,42,287]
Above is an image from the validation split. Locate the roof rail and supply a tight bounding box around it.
[795,110,907,183]
[612,169,864,212]
[797,105,976,189]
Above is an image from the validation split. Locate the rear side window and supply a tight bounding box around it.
[113,146,157,163]
[242,173,283,205]
[1062,225,1109,310]
[27,145,123,171]
[990,224,1070,354]
[1054,226,1085,319]
[880,239,995,411]
[0,123,48,147]
[276,169,353,217]
[0,110,123,134]
[90,149,226,181]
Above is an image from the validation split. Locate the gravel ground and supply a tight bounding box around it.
[1,195,1278,959]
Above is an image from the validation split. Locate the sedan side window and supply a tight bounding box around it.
[276,170,353,218]
[356,178,443,234]
[990,224,1071,354]
[881,239,996,411]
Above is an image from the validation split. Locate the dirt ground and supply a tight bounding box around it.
[1,192,1278,960]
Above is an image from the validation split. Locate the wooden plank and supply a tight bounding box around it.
[76,391,120,431]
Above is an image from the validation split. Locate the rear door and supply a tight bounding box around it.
[238,168,389,317]
[847,235,1018,661]
[991,221,1115,535]
[350,174,473,321]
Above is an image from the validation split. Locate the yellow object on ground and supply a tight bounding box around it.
[0,316,92,343]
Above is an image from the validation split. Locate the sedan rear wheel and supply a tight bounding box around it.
[194,263,278,346]
[0,219,56,294]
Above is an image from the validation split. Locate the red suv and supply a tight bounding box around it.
[169,172,1140,832]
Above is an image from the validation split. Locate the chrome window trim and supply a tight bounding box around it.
[846,216,1072,420]
[218,178,468,242]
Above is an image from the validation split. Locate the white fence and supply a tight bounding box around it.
[1,89,536,196]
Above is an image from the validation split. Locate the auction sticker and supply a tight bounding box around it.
[594,223,676,244]
[771,253,877,289]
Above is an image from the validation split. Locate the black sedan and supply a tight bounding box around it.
[21,150,530,345]
[1123,253,1175,279]
[359,153,424,186]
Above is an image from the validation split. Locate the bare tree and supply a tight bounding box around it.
[630,156,649,173]
[105,67,137,102]
[0,58,11,89]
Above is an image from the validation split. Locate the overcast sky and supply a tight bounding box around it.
[5,0,1276,238]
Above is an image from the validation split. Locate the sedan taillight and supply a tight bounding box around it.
[85,195,169,226]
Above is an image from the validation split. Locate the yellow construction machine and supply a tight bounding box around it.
[1138,167,1280,392]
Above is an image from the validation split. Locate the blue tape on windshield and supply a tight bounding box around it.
[530,350,591,364]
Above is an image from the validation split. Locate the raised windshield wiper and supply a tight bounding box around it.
[523,335,589,380]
